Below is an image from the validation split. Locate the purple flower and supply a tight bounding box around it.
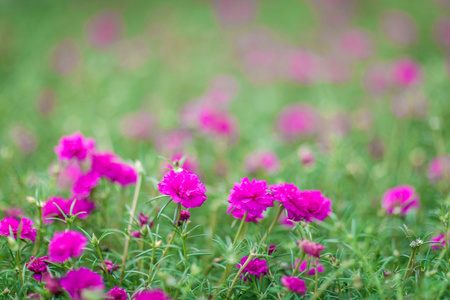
[133,290,171,300]
[244,150,280,175]
[227,206,264,223]
[54,132,95,161]
[228,178,273,216]
[48,231,88,263]
[382,185,420,215]
[178,210,191,226]
[0,217,36,242]
[427,155,450,183]
[91,152,137,186]
[236,256,268,281]
[297,239,325,258]
[431,234,448,249]
[279,214,295,228]
[3,207,24,218]
[72,172,100,197]
[105,286,127,300]
[100,260,120,273]
[268,244,277,255]
[281,276,307,295]
[271,183,305,221]
[26,256,49,281]
[158,169,207,208]
[60,268,104,299]
[42,197,95,223]
[138,212,151,227]
[298,259,325,276]
[130,231,142,238]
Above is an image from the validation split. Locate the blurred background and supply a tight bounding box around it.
[0,0,449,220]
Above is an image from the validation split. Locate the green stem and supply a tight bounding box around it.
[311,260,354,300]
[233,211,248,245]
[94,243,113,287]
[119,172,142,286]
[261,206,284,244]
[226,253,256,298]
[182,234,188,267]
[314,265,319,294]
[34,206,43,256]
[16,249,25,296]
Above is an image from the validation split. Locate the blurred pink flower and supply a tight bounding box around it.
[60,268,104,299]
[0,217,36,242]
[381,11,417,46]
[162,153,200,175]
[99,260,120,273]
[72,171,100,197]
[276,103,321,142]
[120,110,156,141]
[105,286,127,300]
[338,29,374,60]
[362,63,391,97]
[11,126,37,154]
[244,150,280,175]
[133,290,171,300]
[298,259,325,275]
[42,197,95,223]
[227,206,264,223]
[91,152,137,186]
[279,214,295,228]
[298,146,316,167]
[382,185,420,215]
[391,89,428,119]
[430,233,448,249]
[51,39,81,75]
[434,16,450,49]
[56,161,83,191]
[213,0,257,27]
[281,276,307,295]
[285,48,321,85]
[54,132,95,161]
[36,89,57,116]
[427,155,450,183]
[48,231,88,263]
[391,57,423,87]
[198,107,238,139]
[3,207,24,218]
[86,10,122,49]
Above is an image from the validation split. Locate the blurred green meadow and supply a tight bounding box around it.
[0,0,450,298]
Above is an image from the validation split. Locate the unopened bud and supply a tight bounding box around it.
[91,234,99,246]
[26,196,37,206]
[7,236,19,252]
[154,240,162,248]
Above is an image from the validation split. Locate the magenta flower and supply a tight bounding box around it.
[158,169,207,208]
[106,286,128,300]
[43,273,63,296]
[163,153,201,175]
[228,178,273,216]
[227,205,264,223]
[0,217,36,242]
[72,172,100,197]
[48,231,88,263]
[42,197,95,223]
[138,212,152,227]
[198,107,238,138]
[297,239,325,258]
[279,214,295,228]
[56,161,84,191]
[60,268,104,299]
[178,210,191,226]
[244,150,280,175]
[298,260,325,276]
[100,260,120,273]
[298,146,315,167]
[26,256,49,281]
[427,155,450,183]
[281,276,307,295]
[382,185,420,215]
[391,57,422,87]
[91,152,137,186]
[268,244,277,255]
[237,256,268,281]
[54,132,95,161]
[3,207,24,218]
[271,183,304,220]
[276,103,321,141]
[133,290,171,300]
[299,190,332,223]
[431,234,448,249]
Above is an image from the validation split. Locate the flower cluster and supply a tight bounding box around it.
[48,230,88,263]
[236,256,268,281]
[0,217,37,242]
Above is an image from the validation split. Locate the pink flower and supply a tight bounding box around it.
[281,276,307,295]
[91,152,137,186]
[427,155,450,183]
[276,103,321,142]
[298,260,325,275]
[431,234,448,249]
[56,161,83,191]
[158,170,207,208]
[279,214,295,228]
[271,183,304,221]
[72,171,100,197]
[237,256,268,281]
[298,146,315,167]
[100,260,120,273]
[198,107,238,138]
[43,273,63,296]
[26,256,49,281]
[228,178,274,216]
[60,268,104,299]
[86,10,122,50]
[268,244,277,255]
[381,11,417,46]
[120,110,156,141]
[42,197,95,223]
[138,212,152,227]
[3,207,24,218]
[178,210,191,226]
[299,190,333,223]
[133,290,171,300]
[106,287,127,300]
[338,29,374,60]
[54,132,95,161]
[391,57,422,87]
[362,63,391,97]
[0,217,36,242]
[297,239,325,258]
[48,231,88,263]
[382,185,420,215]
[163,153,200,175]
[244,150,280,175]
[227,206,264,223]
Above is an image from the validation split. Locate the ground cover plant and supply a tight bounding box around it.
[0,0,450,299]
